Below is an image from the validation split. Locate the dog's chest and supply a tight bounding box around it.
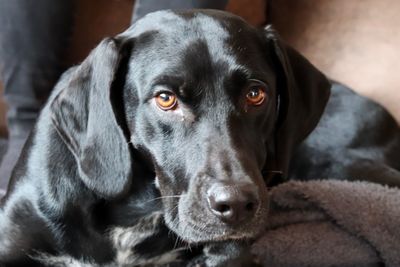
[38,212,182,266]
[110,218,182,266]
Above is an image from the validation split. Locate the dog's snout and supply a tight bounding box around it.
[207,182,259,224]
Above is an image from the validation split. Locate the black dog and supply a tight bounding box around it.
[0,9,399,267]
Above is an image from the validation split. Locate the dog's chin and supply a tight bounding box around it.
[163,213,267,244]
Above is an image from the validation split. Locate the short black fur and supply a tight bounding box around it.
[0,9,399,267]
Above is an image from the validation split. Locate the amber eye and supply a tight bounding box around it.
[155,92,177,110]
[246,85,266,106]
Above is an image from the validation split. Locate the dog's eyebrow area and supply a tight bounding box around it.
[147,76,186,98]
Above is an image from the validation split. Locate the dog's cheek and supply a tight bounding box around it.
[156,169,187,196]
[138,115,157,145]
[155,175,182,227]
[157,178,174,197]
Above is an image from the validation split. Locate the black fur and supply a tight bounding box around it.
[0,10,398,267]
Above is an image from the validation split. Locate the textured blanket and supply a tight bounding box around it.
[252,180,400,267]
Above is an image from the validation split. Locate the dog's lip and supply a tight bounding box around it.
[176,219,258,243]
[164,192,269,243]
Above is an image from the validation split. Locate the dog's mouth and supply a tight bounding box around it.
[154,169,269,243]
[161,192,269,243]
[179,219,264,243]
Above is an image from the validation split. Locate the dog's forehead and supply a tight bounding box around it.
[121,10,248,40]
[120,10,259,64]
[121,10,267,92]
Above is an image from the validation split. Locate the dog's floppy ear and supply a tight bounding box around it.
[50,38,132,198]
[264,26,331,183]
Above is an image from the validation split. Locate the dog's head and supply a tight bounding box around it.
[50,10,330,243]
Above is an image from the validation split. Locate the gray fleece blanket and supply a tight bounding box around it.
[252,180,400,267]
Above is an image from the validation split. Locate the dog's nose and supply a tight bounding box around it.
[207,182,259,224]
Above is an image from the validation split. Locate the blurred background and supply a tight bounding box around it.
[0,0,399,132]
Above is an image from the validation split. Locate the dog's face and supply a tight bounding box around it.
[51,10,330,244]
[122,11,278,242]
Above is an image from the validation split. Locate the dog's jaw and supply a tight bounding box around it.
[161,186,269,244]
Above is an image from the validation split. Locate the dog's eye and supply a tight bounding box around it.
[155,92,178,110]
[246,85,266,106]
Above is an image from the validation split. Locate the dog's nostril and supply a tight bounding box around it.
[207,182,259,224]
[215,203,231,214]
[245,202,255,211]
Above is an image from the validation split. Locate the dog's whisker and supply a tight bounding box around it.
[186,241,193,253]
[171,216,185,250]
[141,195,182,205]
[173,233,184,250]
